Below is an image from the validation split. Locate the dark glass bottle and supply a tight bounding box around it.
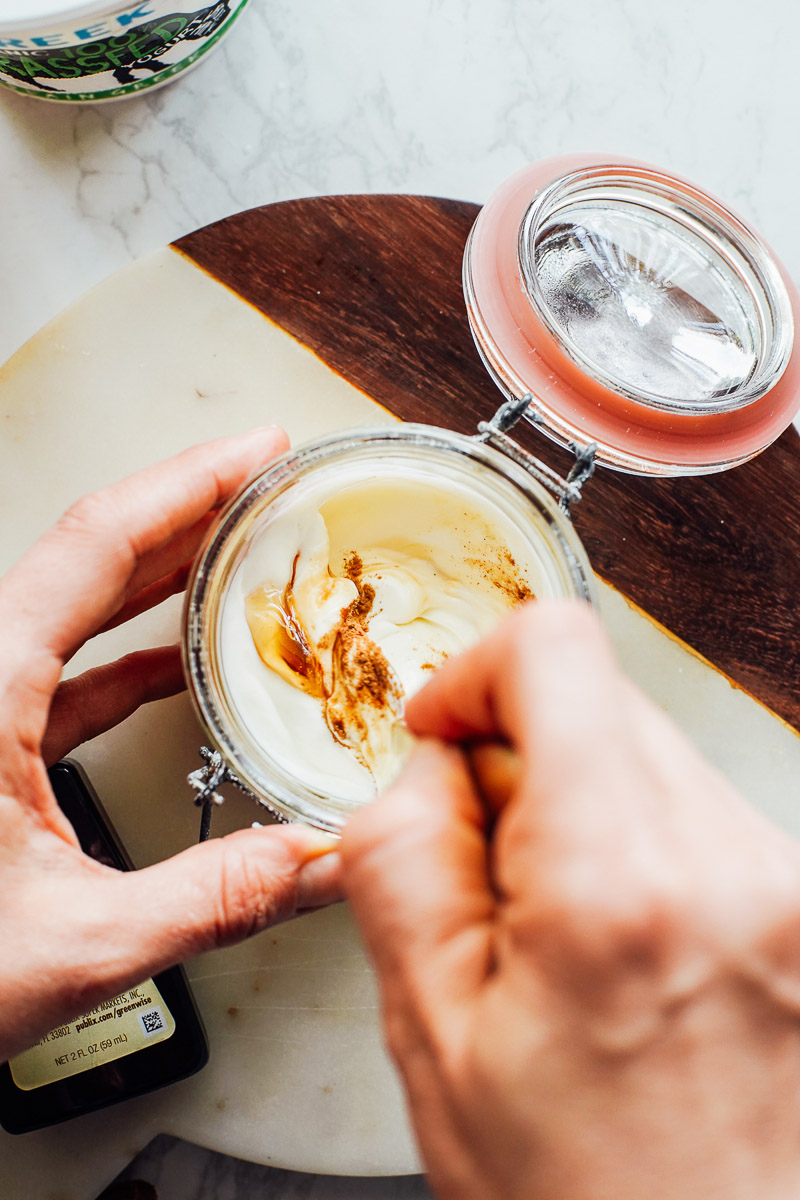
[0,761,208,1134]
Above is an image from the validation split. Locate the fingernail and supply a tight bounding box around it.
[252,424,289,442]
[273,825,340,863]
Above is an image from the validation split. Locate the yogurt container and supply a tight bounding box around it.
[0,0,249,100]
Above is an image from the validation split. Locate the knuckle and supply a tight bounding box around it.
[530,861,680,982]
[59,492,113,537]
[598,901,676,976]
[57,492,135,566]
[53,692,91,752]
[211,842,291,946]
[110,652,147,689]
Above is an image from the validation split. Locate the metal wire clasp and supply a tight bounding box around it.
[476,395,596,514]
[188,746,287,842]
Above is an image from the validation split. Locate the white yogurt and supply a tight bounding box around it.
[220,462,539,803]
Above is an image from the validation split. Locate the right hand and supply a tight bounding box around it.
[342,601,800,1200]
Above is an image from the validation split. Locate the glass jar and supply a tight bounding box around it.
[183,426,595,833]
[184,156,800,834]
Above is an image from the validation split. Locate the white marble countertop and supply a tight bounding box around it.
[3,0,800,1195]
[4,0,800,370]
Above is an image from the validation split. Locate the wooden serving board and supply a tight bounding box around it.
[0,195,799,1199]
[177,195,800,733]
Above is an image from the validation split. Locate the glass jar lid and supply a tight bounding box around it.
[464,156,800,474]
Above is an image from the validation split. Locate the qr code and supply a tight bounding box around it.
[140,1008,165,1036]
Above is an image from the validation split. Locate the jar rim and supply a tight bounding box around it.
[518,163,794,416]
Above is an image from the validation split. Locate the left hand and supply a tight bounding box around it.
[0,428,341,1064]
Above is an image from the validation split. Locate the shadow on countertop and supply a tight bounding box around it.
[97,1134,432,1200]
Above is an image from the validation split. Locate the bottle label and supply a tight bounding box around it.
[0,0,249,101]
[8,981,176,1091]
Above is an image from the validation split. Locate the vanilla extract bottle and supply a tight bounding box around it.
[0,761,208,1134]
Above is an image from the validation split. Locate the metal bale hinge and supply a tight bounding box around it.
[476,394,596,515]
[188,746,288,842]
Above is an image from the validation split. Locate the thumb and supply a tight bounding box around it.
[97,824,341,985]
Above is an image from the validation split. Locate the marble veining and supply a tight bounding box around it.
[3,1,800,1194]
[3,0,800,367]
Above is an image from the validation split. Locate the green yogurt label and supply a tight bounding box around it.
[0,0,249,99]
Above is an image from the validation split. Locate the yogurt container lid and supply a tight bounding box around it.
[463,155,800,475]
[0,0,174,33]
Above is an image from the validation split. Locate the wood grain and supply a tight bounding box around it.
[176,195,800,732]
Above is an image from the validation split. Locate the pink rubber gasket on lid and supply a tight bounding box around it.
[467,154,800,473]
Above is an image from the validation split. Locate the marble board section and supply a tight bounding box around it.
[0,216,798,1197]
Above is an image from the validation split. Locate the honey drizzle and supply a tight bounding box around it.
[245,551,404,778]
[244,553,325,698]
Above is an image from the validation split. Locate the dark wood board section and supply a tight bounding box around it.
[176,195,800,733]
